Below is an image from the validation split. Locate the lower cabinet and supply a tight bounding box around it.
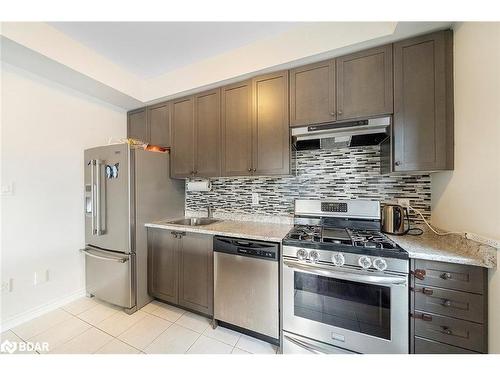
[148,229,213,316]
[410,259,488,354]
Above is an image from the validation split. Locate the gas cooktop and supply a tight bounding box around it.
[282,199,409,260]
[283,224,408,259]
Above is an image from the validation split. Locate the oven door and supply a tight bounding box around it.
[283,259,409,354]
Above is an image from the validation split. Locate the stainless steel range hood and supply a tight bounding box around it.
[292,116,391,150]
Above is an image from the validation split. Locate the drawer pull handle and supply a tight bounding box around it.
[422,287,434,295]
[413,269,426,280]
[441,326,453,335]
[414,313,432,321]
[442,299,452,307]
[440,272,452,280]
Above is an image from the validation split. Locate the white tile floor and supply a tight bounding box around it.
[1,297,278,354]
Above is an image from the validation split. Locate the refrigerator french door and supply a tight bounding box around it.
[83,143,134,309]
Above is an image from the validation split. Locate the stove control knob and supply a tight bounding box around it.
[331,252,345,267]
[296,249,308,261]
[358,256,372,269]
[373,258,388,271]
[309,250,320,263]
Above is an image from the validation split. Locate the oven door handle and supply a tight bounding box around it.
[283,259,407,286]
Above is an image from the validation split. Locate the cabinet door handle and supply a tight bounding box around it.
[252,168,256,172]
[248,168,252,172]
[337,110,343,115]
[442,299,452,307]
[440,272,452,280]
[395,161,401,166]
[330,112,336,116]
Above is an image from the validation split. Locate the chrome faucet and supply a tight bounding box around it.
[207,205,214,218]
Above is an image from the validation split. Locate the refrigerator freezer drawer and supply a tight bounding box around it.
[83,247,135,309]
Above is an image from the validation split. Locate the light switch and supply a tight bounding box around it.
[1,182,14,196]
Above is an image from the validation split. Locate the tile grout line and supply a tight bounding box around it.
[12,310,74,343]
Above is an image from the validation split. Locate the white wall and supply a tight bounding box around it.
[431,22,500,353]
[0,63,126,328]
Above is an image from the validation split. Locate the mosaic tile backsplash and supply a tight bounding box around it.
[185,146,431,222]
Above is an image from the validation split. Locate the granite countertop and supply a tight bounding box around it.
[145,218,293,243]
[387,226,498,268]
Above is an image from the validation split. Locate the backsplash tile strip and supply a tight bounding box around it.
[186,146,431,222]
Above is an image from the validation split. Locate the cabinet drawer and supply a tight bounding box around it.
[414,337,477,354]
[414,286,484,323]
[413,260,485,294]
[414,311,485,352]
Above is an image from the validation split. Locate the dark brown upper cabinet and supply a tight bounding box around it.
[194,89,221,177]
[221,80,253,176]
[127,108,148,142]
[171,96,195,178]
[170,89,221,179]
[252,71,290,175]
[289,60,336,126]
[392,30,454,172]
[148,102,170,147]
[336,44,393,121]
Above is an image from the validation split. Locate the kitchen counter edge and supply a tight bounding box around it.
[145,219,293,243]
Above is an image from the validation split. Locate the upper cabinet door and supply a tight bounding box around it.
[336,45,393,121]
[148,102,170,147]
[127,108,148,142]
[171,96,195,178]
[289,60,335,127]
[252,71,290,176]
[221,81,253,176]
[194,89,221,177]
[393,31,454,172]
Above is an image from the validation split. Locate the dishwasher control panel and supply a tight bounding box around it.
[214,236,279,262]
[237,247,276,260]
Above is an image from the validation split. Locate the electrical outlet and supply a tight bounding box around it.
[397,198,410,207]
[251,192,259,206]
[465,232,500,249]
[1,279,13,293]
[34,270,50,286]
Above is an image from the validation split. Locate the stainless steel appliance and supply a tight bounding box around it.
[292,116,390,150]
[282,199,409,354]
[83,143,184,312]
[381,204,410,235]
[213,236,279,341]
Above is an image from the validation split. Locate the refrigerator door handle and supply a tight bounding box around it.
[80,248,129,263]
[95,159,103,235]
[90,159,96,235]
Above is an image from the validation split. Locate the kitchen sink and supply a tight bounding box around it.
[167,217,220,226]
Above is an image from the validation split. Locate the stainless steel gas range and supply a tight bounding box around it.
[281,199,409,354]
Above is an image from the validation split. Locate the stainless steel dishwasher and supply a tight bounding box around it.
[213,236,279,340]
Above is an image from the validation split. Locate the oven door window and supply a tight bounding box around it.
[294,271,391,340]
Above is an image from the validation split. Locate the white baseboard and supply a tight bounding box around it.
[1,288,86,332]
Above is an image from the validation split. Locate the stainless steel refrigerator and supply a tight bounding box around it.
[82,143,184,313]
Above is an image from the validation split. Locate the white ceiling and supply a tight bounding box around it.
[49,22,303,79]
